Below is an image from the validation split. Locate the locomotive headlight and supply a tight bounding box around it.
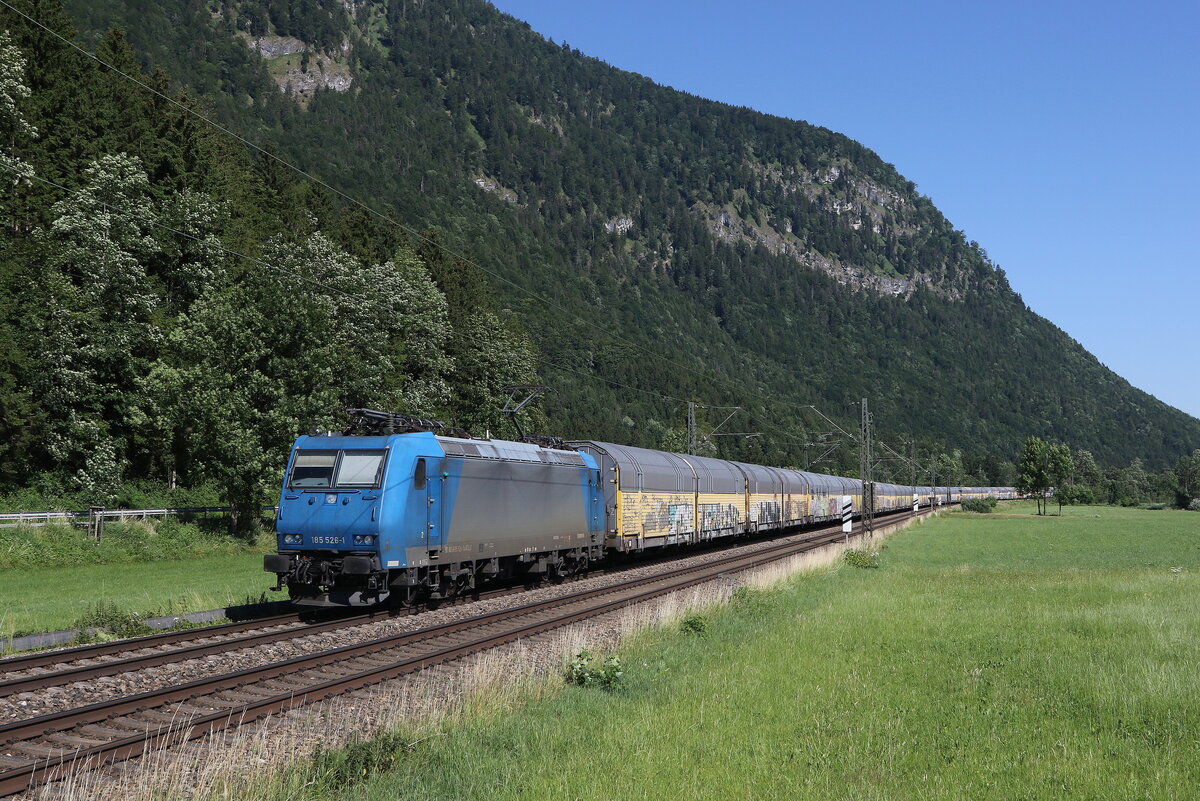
[282,534,303,545]
[352,534,376,546]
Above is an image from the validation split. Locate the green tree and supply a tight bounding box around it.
[1072,448,1102,495]
[32,153,161,499]
[1054,483,1094,506]
[1017,437,1050,515]
[1047,443,1075,515]
[0,28,36,486]
[0,0,1196,512]
[1123,458,1151,504]
[443,310,540,437]
[660,426,687,454]
[1174,449,1200,508]
[155,234,453,532]
[417,239,540,436]
[136,189,231,486]
[933,449,965,488]
[0,28,35,187]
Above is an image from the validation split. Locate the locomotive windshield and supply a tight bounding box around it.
[288,449,386,489]
[335,450,386,487]
[289,451,337,487]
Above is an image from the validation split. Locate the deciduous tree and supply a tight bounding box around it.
[1175,449,1200,508]
[1017,437,1050,515]
[32,153,160,498]
[156,233,454,532]
[1047,443,1074,515]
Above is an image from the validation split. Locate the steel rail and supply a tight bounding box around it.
[0,511,922,797]
[1,507,916,692]
[0,520,868,742]
[0,614,306,675]
[0,610,394,697]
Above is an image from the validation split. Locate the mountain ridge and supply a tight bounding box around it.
[17,0,1200,479]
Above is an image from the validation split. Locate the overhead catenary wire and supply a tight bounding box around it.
[0,0,723,386]
[3,162,698,410]
[0,1,833,420]
[17,163,891,472]
[0,2,948,467]
[15,167,935,482]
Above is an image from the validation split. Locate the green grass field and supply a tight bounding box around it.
[0,517,276,638]
[272,504,1200,801]
[0,552,276,639]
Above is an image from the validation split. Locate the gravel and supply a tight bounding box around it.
[8,513,927,800]
[0,525,853,724]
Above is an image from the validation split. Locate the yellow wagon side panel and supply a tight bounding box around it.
[697,491,743,538]
[747,492,784,528]
[617,490,695,541]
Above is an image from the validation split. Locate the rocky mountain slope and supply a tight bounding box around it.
[44,0,1200,474]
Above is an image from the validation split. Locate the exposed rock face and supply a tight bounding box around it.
[604,216,634,235]
[246,35,353,104]
[277,58,353,98]
[250,35,306,58]
[693,201,949,300]
[527,112,565,137]
[473,175,520,204]
[749,160,908,236]
[673,160,968,299]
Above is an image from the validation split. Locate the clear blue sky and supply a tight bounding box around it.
[491,0,1199,420]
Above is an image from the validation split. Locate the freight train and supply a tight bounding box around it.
[264,410,1016,607]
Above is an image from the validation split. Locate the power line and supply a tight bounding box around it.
[0,0,731,388]
[14,166,921,473]
[20,160,944,477]
[0,0,855,435]
[4,161,700,410]
[7,165,365,302]
[1,3,940,458]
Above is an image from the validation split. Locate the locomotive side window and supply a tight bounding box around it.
[289,451,337,488]
[414,458,427,490]
[335,450,386,488]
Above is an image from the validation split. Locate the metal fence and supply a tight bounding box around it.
[0,506,277,534]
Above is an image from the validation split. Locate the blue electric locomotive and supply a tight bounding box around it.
[265,411,605,606]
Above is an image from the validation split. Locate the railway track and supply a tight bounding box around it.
[0,540,785,698]
[0,510,922,797]
[0,508,915,697]
[0,610,383,699]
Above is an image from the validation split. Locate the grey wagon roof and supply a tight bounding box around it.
[679,453,744,494]
[437,436,585,466]
[570,441,695,492]
[730,461,788,493]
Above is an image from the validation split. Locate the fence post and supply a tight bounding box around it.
[88,506,105,543]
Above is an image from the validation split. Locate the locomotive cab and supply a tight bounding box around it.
[266,431,442,607]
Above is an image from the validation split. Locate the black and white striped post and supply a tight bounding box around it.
[912,492,919,513]
[841,495,853,540]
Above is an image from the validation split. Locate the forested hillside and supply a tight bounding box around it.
[0,1,541,519]
[0,0,1195,515]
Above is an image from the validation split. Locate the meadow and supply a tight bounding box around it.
[266,503,1200,801]
[0,519,273,638]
